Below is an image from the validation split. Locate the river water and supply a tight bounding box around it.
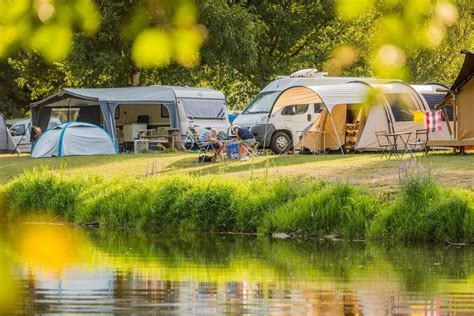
[1,223,474,315]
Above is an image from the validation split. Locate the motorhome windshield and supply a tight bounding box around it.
[243,92,279,114]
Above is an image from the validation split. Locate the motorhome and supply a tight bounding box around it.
[232,69,385,154]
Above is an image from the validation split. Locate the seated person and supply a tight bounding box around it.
[199,128,223,161]
[231,125,256,161]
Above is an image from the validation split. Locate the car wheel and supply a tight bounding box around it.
[270,132,291,154]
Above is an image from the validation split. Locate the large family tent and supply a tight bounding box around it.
[272,83,376,153]
[0,112,17,154]
[30,86,229,148]
[281,81,447,153]
[429,50,474,151]
[31,122,117,158]
[355,82,436,151]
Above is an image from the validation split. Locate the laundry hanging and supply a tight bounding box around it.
[425,110,442,132]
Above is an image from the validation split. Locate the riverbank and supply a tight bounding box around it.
[1,160,473,243]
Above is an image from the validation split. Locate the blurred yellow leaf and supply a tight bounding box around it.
[17,223,84,275]
[173,27,205,68]
[132,28,172,67]
[173,2,198,28]
[435,1,458,26]
[336,0,375,21]
[30,24,72,62]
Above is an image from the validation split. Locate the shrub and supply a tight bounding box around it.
[369,161,474,242]
[260,183,379,239]
[4,168,85,219]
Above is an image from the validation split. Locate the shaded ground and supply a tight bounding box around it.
[1,151,473,192]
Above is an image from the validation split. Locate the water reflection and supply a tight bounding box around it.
[1,223,474,314]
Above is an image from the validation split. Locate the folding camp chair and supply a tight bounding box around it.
[242,138,259,159]
[408,129,429,158]
[188,126,220,163]
[375,131,397,159]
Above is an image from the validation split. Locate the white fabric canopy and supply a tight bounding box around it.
[272,83,371,114]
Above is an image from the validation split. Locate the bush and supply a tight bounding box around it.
[4,168,85,219]
[369,162,474,242]
[260,183,379,239]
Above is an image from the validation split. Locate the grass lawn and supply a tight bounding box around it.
[1,151,473,192]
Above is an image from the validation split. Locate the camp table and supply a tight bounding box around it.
[385,131,412,159]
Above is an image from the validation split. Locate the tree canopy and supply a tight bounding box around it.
[0,0,472,117]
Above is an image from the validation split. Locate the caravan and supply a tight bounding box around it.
[30,85,230,152]
[233,69,386,154]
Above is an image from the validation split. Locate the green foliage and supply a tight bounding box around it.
[3,168,84,219]
[2,166,473,243]
[370,166,474,242]
[260,183,379,239]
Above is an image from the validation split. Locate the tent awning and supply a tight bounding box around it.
[272,83,371,114]
[31,85,225,108]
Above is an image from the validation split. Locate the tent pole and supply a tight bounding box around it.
[328,111,344,155]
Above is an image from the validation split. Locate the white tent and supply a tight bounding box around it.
[31,122,117,158]
[0,112,17,154]
[275,81,450,153]
[271,83,374,153]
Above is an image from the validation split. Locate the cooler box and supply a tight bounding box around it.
[226,142,239,159]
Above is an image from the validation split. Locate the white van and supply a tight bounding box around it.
[7,117,61,153]
[233,69,381,154]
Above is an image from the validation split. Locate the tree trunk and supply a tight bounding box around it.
[129,63,141,86]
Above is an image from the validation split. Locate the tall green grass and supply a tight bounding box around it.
[1,162,473,243]
[260,183,379,239]
[369,161,474,242]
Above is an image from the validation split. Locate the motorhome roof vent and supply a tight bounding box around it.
[289,69,328,78]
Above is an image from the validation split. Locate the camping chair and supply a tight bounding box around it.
[242,138,259,159]
[375,131,397,159]
[408,129,429,158]
[188,126,219,163]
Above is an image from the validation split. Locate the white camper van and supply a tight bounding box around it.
[7,117,61,153]
[233,69,382,154]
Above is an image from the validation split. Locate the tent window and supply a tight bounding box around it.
[182,99,226,119]
[282,104,309,116]
[314,103,324,113]
[386,93,417,122]
[51,108,80,124]
[421,93,453,121]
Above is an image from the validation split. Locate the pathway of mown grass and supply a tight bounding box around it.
[1,151,473,191]
[1,163,473,243]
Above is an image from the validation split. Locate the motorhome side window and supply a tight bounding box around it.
[10,124,26,136]
[282,104,308,115]
[386,93,417,122]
